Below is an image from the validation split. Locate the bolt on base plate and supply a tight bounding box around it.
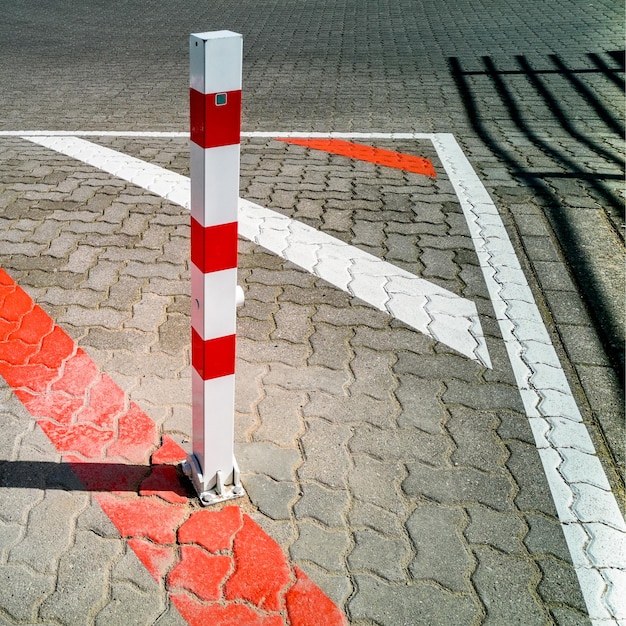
[181,454,246,506]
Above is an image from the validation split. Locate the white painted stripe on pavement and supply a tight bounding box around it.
[432,133,626,626]
[22,135,490,367]
[4,130,433,139]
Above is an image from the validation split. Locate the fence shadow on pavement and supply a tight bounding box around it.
[449,50,625,385]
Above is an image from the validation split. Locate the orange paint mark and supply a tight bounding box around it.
[167,545,231,601]
[178,506,243,553]
[276,137,437,178]
[128,538,177,581]
[224,515,291,612]
[286,567,348,626]
[172,594,284,626]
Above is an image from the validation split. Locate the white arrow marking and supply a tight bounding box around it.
[22,135,491,367]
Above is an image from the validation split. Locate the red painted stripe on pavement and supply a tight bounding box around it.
[190,88,242,149]
[0,268,346,626]
[276,137,437,178]
[190,218,238,274]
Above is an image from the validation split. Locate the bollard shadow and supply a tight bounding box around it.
[0,459,193,497]
[449,50,625,384]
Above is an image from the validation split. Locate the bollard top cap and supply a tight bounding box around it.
[190,30,242,42]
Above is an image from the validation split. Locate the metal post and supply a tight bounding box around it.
[182,30,245,505]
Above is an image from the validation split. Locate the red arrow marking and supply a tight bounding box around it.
[275,137,437,178]
[0,268,346,626]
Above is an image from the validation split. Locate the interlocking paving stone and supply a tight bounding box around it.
[349,575,479,626]
[472,546,551,626]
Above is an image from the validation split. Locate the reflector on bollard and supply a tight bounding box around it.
[182,30,245,505]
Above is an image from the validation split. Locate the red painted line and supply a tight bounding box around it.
[275,137,437,178]
[190,89,242,149]
[190,218,238,274]
[0,268,346,626]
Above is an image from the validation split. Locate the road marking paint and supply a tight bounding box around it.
[22,135,491,367]
[1,131,433,138]
[275,137,437,177]
[10,130,624,622]
[0,268,346,626]
[431,133,625,626]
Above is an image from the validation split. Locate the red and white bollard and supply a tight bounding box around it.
[182,30,245,505]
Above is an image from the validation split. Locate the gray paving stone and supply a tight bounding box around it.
[8,490,86,575]
[59,305,130,329]
[240,336,310,367]
[472,546,550,626]
[290,520,350,573]
[406,503,473,592]
[236,442,300,482]
[402,460,513,511]
[348,455,408,517]
[349,574,479,626]
[264,362,349,394]
[446,406,508,472]
[305,390,399,428]
[124,293,169,331]
[347,529,411,582]
[0,564,55,623]
[243,474,298,520]
[254,387,306,447]
[111,545,163,594]
[293,482,349,528]
[443,378,525,413]
[394,352,480,384]
[523,513,579,563]
[75,501,122,541]
[506,439,560,517]
[465,505,528,554]
[39,529,121,626]
[393,376,447,435]
[497,409,537,446]
[95,582,168,626]
[234,360,266,415]
[348,345,397,401]
[535,555,589,616]
[348,423,449,466]
[296,419,352,489]
[307,322,353,370]
[0,521,21,566]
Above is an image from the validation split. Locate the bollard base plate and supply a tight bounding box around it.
[181,454,246,506]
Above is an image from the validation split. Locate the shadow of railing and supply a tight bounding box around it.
[449,50,625,384]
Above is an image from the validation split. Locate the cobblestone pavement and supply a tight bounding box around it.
[0,0,624,625]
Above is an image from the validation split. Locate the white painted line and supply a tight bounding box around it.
[0,130,190,137]
[432,133,626,626]
[22,135,490,367]
[3,130,434,139]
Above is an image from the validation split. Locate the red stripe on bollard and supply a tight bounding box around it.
[190,218,238,273]
[191,329,236,380]
[190,88,242,149]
